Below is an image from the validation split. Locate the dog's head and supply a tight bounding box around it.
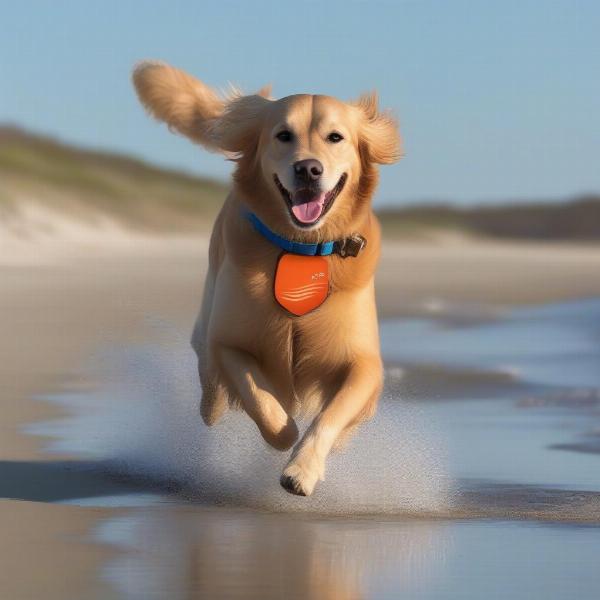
[133,61,401,239]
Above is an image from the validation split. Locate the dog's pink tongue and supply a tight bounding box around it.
[291,191,327,224]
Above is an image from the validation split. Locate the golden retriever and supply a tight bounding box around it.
[132,61,401,496]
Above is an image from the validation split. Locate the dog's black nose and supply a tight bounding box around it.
[294,159,323,182]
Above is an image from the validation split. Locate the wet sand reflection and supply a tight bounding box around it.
[98,508,448,600]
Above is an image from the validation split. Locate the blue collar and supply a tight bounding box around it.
[244,211,335,256]
[243,210,368,258]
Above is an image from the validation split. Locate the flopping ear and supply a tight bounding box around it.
[354,91,402,165]
[255,84,273,100]
[132,60,272,154]
[132,61,225,149]
[212,93,271,157]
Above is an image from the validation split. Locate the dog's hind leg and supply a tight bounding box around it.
[197,360,229,426]
[192,243,229,426]
[193,305,229,426]
[218,347,298,451]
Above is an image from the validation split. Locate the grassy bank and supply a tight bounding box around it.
[2,124,599,241]
[378,196,600,241]
[0,125,226,231]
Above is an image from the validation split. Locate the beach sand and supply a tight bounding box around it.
[2,224,600,598]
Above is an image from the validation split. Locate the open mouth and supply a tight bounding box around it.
[274,173,347,227]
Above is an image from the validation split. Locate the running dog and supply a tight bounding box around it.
[132,61,401,496]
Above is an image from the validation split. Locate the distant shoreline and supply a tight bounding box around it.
[378,195,600,242]
[2,124,599,241]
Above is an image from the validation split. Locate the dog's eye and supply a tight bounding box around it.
[276,130,293,142]
[327,132,344,143]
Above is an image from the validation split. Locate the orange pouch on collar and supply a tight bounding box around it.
[274,253,330,316]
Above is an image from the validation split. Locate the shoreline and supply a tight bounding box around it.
[4,229,600,459]
[3,230,600,597]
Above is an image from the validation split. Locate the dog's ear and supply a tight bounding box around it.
[353,91,402,165]
[132,61,227,150]
[132,61,271,155]
[256,84,273,99]
[212,92,271,157]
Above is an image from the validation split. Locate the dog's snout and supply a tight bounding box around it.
[294,159,323,183]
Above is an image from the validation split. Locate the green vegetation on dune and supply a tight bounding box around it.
[378,196,600,241]
[0,125,226,230]
[2,124,599,240]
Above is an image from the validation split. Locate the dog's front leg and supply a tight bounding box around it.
[219,347,298,451]
[281,356,382,496]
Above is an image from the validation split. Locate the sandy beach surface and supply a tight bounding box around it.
[2,219,600,599]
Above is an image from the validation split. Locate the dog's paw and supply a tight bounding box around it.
[280,462,319,497]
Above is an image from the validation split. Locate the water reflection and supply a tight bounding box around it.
[97,508,448,600]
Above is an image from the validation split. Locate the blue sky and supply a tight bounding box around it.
[1,0,599,206]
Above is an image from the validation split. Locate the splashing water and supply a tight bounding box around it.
[33,332,451,515]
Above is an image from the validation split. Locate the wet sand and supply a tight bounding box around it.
[1,239,208,599]
[3,233,600,598]
[377,236,600,317]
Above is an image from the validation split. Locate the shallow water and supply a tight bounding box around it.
[94,511,600,600]
[27,299,600,598]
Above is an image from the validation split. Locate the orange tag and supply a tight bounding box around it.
[274,253,330,316]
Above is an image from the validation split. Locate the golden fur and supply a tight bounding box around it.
[132,61,401,496]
